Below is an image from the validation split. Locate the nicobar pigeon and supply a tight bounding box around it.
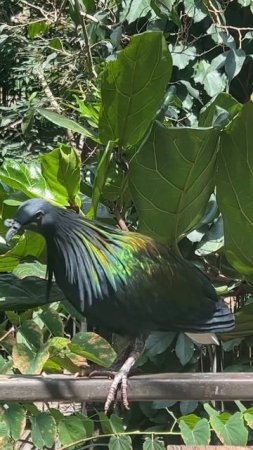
[5,199,235,411]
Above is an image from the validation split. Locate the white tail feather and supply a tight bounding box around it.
[185,332,219,346]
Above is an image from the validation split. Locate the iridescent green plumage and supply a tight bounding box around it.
[5,199,234,336]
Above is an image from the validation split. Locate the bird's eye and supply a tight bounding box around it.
[35,211,43,221]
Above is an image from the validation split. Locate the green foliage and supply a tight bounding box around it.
[1,0,253,447]
[179,417,210,445]
[217,101,253,280]
[129,122,219,242]
[40,144,81,206]
[204,403,248,446]
[30,413,56,449]
[0,145,81,206]
[4,404,26,441]
[99,32,172,147]
[71,332,117,367]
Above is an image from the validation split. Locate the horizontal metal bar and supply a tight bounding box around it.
[0,373,252,403]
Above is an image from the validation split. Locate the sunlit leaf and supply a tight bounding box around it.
[194,60,226,97]
[216,101,253,280]
[13,262,47,279]
[209,412,248,445]
[28,21,49,39]
[12,343,50,374]
[40,145,81,205]
[0,161,53,201]
[17,320,44,351]
[225,49,246,81]
[70,332,116,367]
[0,232,45,273]
[100,31,172,147]
[40,308,64,336]
[179,418,210,445]
[120,0,153,23]
[129,121,218,243]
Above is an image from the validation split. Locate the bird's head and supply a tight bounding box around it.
[4,198,58,243]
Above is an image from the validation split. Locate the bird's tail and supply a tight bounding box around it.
[185,332,220,345]
[187,300,235,333]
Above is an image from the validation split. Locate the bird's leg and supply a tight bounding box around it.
[104,335,145,413]
[89,335,145,413]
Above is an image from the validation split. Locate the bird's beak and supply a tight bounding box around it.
[4,219,23,243]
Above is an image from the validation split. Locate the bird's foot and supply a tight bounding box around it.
[104,363,130,413]
[88,354,137,413]
[89,336,146,413]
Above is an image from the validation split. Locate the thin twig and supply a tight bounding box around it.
[0,326,14,343]
[20,0,48,18]
[35,68,82,158]
[74,0,97,78]
[80,11,113,31]
[55,0,68,24]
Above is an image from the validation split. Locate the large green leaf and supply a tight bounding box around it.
[0,275,63,311]
[58,415,86,447]
[210,412,248,445]
[0,233,45,273]
[0,147,81,207]
[40,144,81,205]
[70,331,116,367]
[216,101,253,279]
[129,121,219,243]
[0,161,52,201]
[99,31,172,147]
[4,404,26,441]
[12,342,50,374]
[31,413,57,450]
[98,412,124,434]
[204,404,248,445]
[179,418,210,445]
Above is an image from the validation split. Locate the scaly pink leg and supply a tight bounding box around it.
[89,336,145,413]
